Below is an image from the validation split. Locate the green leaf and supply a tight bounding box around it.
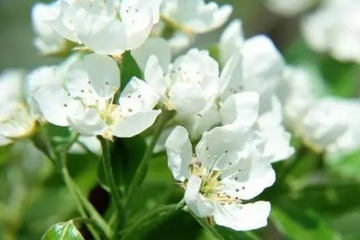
[120,51,143,91]
[271,198,335,240]
[326,148,360,179]
[319,58,358,97]
[42,221,84,240]
[207,44,219,62]
[296,183,360,216]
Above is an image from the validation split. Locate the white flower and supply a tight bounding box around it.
[165,125,274,231]
[0,70,38,145]
[301,0,360,63]
[33,53,160,139]
[276,66,324,133]
[299,97,360,157]
[44,0,162,55]
[265,0,316,16]
[133,40,221,116]
[219,35,285,110]
[299,98,348,152]
[161,0,232,34]
[326,99,360,159]
[31,2,67,55]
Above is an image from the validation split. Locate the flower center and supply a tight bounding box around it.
[188,158,240,205]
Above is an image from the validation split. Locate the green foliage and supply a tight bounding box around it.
[42,221,84,240]
[326,149,360,179]
[272,198,335,240]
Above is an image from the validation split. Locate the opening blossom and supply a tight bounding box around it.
[165,125,275,231]
[0,71,38,145]
[32,53,160,139]
[133,39,221,116]
[43,0,163,56]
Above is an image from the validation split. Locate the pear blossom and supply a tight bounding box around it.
[160,0,232,34]
[134,36,293,162]
[165,125,274,231]
[301,0,360,63]
[42,0,162,55]
[265,0,317,16]
[326,99,360,159]
[157,0,232,53]
[31,2,68,55]
[299,97,360,157]
[133,40,221,116]
[299,98,348,152]
[276,66,324,133]
[33,53,160,139]
[0,70,38,145]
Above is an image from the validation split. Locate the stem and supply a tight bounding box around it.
[98,136,123,238]
[122,200,185,240]
[31,131,112,239]
[125,110,174,205]
[60,152,112,239]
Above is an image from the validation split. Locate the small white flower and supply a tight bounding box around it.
[0,70,38,145]
[31,2,67,55]
[34,53,160,139]
[265,0,316,17]
[161,0,232,34]
[44,0,162,55]
[301,0,360,63]
[326,99,360,159]
[300,97,360,157]
[133,41,221,116]
[299,98,348,152]
[165,125,274,231]
[276,66,324,133]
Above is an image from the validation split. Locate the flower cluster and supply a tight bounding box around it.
[2,0,360,238]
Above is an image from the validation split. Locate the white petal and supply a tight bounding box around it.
[66,53,120,99]
[169,82,207,115]
[165,126,192,181]
[45,0,79,43]
[69,136,102,155]
[219,53,243,100]
[219,19,243,65]
[220,91,259,127]
[67,101,107,136]
[242,35,284,94]
[119,77,160,112]
[220,139,276,200]
[167,31,191,54]
[35,85,71,126]
[27,66,62,97]
[185,175,214,217]
[74,9,127,55]
[0,70,24,103]
[144,55,167,97]
[195,125,250,170]
[213,201,270,231]
[120,0,154,50]
[131,38,171,73]
[113,110,161,138]
[260,126,294,163]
